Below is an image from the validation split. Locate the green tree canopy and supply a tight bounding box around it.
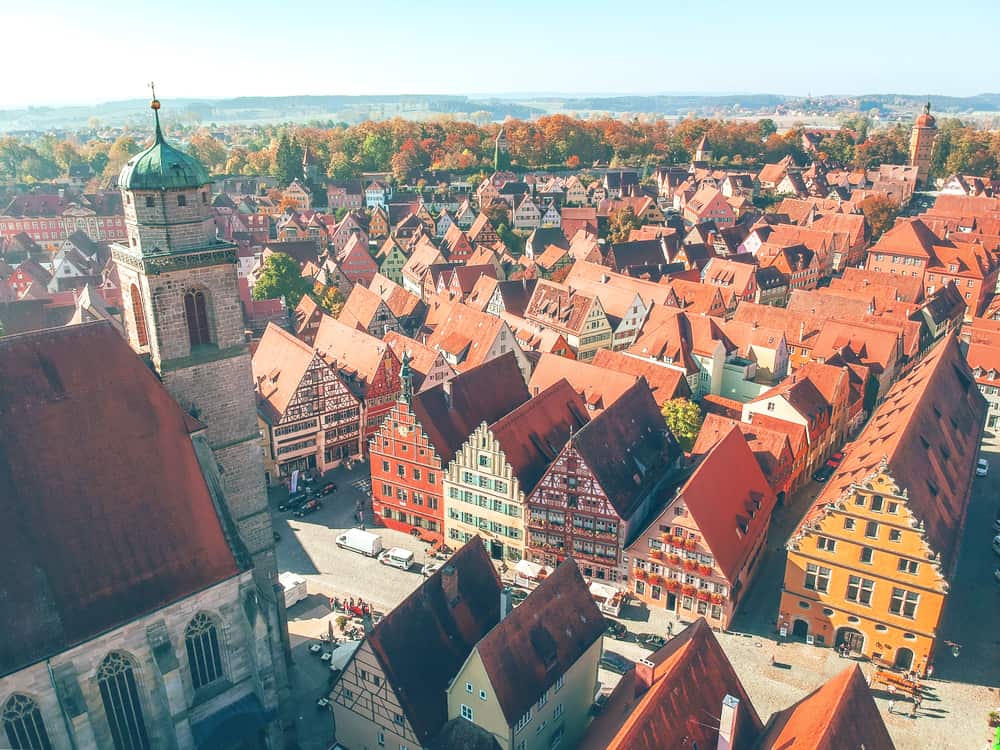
[607,206,642,244]
[273,132,303,186]
[660,397,704,452]
[252,252,312,309]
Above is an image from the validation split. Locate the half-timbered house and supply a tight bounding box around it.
[253,323,362,481]
[524,381,682,586]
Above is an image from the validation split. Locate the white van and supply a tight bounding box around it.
[278,572,307,608]
[378,547,415,570]
[336,528,383,557]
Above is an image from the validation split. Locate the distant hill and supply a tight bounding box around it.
[2,92,999,133]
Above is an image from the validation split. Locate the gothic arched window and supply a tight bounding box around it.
[2,694,51,750]
[130,285,148,347]
[185,613,224,689]
[97,652,149,750]
[183,290,211,347]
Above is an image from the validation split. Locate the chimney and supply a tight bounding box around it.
[716,695,741,750]
[634,657,657,696]
[500,587,513,620]
[441,564,460,607]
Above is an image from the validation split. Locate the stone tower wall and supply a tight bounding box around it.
[124,187,217,253]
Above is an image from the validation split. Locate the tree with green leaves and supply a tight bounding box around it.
[316,286,346,316]
[252,252,312,309]
[607,206,643,244]
[660,397,703,452]
[273,133,303,186]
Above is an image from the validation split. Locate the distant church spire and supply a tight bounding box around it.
[149,81,163,143]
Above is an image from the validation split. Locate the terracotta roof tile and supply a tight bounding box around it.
[0,323,240,676]
[252,323,320,422]
[474,559,604,725]
[528,352,637,413]
[313,313,396,391]
[757,665,895,750]
[591,349,691,404]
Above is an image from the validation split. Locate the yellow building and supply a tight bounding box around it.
[778,335,983,675]
[443,380,589,562]
[446,560,604,750]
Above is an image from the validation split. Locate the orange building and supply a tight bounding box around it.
[778,335,984,675]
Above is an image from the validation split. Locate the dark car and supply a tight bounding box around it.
[637,633,667,650]
[294,499,323,517]
[278,491,308,512]
[812,464,834,483]
[599,651,633,675]
[320,482,337,496]
[604,619,628,640]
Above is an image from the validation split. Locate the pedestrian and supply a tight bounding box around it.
[888,698,895,715]
[666,621,673,636]
[328,596,335,611]
[911,695,922,718]
[925,663,934,679]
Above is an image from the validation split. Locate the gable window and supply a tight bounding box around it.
[460,704,474,721]
[859,547,874,564]
[890,588,919,618]
[843,517,856,531]
[870,495,884,512]
[185,612,224,689]
[864,521,879,539]
[889,529,902,542]
[183,290,211,347]
[804,563,830,592]
[97,652,150,750]
[3,694,51,750]
[465,683,473,694]
[130,285,148,347]
[816,536,836,552]
[898,558,919,575]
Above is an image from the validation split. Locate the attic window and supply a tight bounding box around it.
[145,196,155,208]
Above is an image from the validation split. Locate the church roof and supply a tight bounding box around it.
[118,102,211,191]
[0,323,241,677]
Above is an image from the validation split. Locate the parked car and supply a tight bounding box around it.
[977,458,989,477]
[828,451,844,467]
[993,508,1000,533]
[510,588,529,605]
[993,535,1000,557]
[812,464,834,483]
[604,619,628,640]
[637,633,667,650]
[421,562,443,577]
[378,547,415,570]
[599,651,633,675]
[294,499,323,517]
[278,491,308,512]
[320,482,337,496]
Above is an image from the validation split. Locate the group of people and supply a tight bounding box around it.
[329,596,373,617]
[887,684,923,718]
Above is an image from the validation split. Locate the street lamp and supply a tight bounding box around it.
[943,639,961,658]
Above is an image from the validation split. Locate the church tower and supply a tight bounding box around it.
[494,125,510,171]
[909,101,937,186]
[112,96,278,587]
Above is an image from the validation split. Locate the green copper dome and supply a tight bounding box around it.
[118,105,210,191]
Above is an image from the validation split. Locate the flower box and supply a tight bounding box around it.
[648,574,662,586]
[634,568,648,581]
[696,590,711,602]
[649,549,663,560]
[710,593,724,605]
[669,554,682,565]
[681,585,697,597]
[672,535,685,547]
[684,538,697,551]
[698,564,713,576]
[683,559,697,571]
[666,579,681,592]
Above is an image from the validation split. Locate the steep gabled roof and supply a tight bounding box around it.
[475,559,604,726]
[488,379,589,495]
[528,352,638,413]
[870,218,938,259]
[370,273,423,319]
[591,349,691,404]
[756,665,895,750]
[0,323,240,677]
[338,284,390,331]
[692,414,793,490]
[252,322,320,422]
[366,539,501,745]
[800,335,984,571]
[571,380,681,519]
[313,313,394,391]
[579,618,762,750]
[412,352,529,464]
[424,302,509,371]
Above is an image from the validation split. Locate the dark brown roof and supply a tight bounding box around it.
[412,351,530,464]
[579,618,762,750]
[571,380,681,519]
[475,559,604,725]
[429,718,502,750]
[0,323,240,677]
[492,279,537,316]
[366,539,501,745]
[488,379,589,495]
[263,239,320,266]
[756,665,895,750]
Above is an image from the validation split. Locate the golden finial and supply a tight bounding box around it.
[148,82,163,142]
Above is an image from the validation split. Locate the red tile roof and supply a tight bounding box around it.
[528,352,638,413]
[474,559,604,726]
[0,323,240,676]
[579,618,762,750]
[313,313,396,391]
[365,538,501,745]
[757,665,895,750]
[799,335,984,571]
[252,322,320,422]
[692,414,793,491]
[338,283,391,331]
[412,352,530,464]
[488,379,589,494]
[591,349,691,404]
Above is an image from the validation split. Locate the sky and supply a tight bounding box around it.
[2,0,999,108]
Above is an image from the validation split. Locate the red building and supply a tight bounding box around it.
[369,352,529,541]
[524,381,682,585]
[312,314,401,444]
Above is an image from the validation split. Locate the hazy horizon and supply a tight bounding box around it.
[3,0,999,109]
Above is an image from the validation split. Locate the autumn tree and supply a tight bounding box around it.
[187,133,228,173]
[252,252,312,309]
[859,194,902,239]
[607,206,642,244]
[660,397,703,452]
[316,286,346,316]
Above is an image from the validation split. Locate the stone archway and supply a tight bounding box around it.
[894,647,914,671]
[835,627,865,655]
[792,619,809,639]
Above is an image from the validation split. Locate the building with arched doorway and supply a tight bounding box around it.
[777,334,984,676]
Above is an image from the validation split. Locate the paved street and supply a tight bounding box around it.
[275,447,1000,750]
